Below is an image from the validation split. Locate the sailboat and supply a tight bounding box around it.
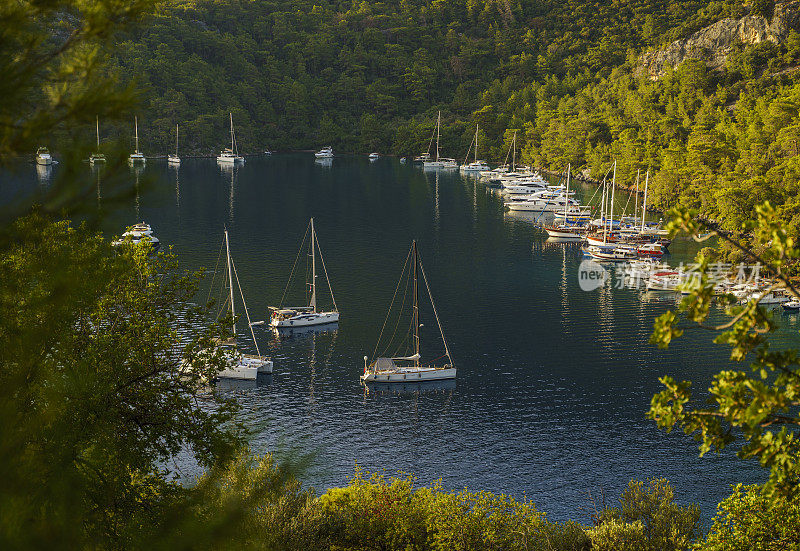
[269,218,339,328]
[460,124,490,172]
[423,111,458,169]
[544,165,586,239]
[361,240,456,383]
[211,228,272,379]
[89,116,106,165]
[128,116,146,165]
[168,124,181,165]
[217,113,245,164]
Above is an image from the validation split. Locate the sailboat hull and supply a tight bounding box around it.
[271,311,339,328]
[218,355,273,379]
[361,366,456,383]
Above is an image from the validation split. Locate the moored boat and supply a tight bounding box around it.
[361,240,455,383]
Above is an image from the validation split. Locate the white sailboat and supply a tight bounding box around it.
[168,123,181,165]
[423,111,458,169]
[212,229,272,379]
[545,165,585,239]
[217,113,245,164]
[128,116,146,165]
[460,124,490,172]
[89,116,106,165]
[269,218,339,328]
[361,240,456,383]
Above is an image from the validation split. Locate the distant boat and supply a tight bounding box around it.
[128,116,146,165]
[217,113,245,164]
[315,146,334,158]
[361,240,456,383]
[89,116,106,165]
[269,218,339,328]
[167,123,180,165]
[264,149,272,155]
[460,124,490,172]
[111,222,160,250]
[369,152,380,160]
[423,112,458,170]
[400,157,407,164]
[35,146,52,165]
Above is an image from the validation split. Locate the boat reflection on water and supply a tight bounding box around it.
[272,321,339,340]
[364,378,456,396]
[314,157,333,168]
[215,372,272,391]
[36,163,52,184]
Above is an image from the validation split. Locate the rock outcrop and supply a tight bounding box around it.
[638,1,800,78]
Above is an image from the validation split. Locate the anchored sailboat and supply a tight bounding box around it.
[212,229,272,379]
[217,113,245,164]
[269,218,339,328]
[361,240,456,383]
[89,116,106,165]
[460,124,489,172]
[168,124,181,165]
[128,116,146,165]
[423,111,458,169]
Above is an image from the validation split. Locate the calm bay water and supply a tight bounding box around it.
[11,155,799,521]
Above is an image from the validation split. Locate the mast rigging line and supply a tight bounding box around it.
[314,229,338,311]
[371,245,413,361]
[278,221,312,307]
[418,250,453,367]
[230,256,262,357]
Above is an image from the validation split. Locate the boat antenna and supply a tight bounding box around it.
[418,246,453,368]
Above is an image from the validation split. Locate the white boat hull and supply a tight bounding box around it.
[271,311,339,328]
[167,155,181,165]
[217,156,244,164]
[36,155,52,165]
[361,366,456,383]
[218,357,273,380]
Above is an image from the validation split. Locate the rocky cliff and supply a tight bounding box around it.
[638,1,800,78]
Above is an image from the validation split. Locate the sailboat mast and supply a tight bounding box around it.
[412,240,420,367]
[634,168,640,222]
[564,164,570,219]
[310,218,317,313]
[435,111,440,162]
[608,160,617,236]
[601,176,608,244]
[134,116,139,153]
[225,228,236,337]
[641,169,650,233]
[229,112,236,155]
[475,124,479,163]
[96,116,100,150]
[512,131,516,171]
[176,124,179,156]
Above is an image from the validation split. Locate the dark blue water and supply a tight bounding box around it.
[7,155,790,522]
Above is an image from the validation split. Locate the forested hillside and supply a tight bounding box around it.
[105,0,800,235]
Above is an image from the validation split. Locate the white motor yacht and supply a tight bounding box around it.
[35,147,52,165]
[315,146,334,158]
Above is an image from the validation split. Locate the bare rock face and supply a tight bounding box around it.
[638,1,800,78]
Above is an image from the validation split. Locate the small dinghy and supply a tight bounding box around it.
[783,300,800,311]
